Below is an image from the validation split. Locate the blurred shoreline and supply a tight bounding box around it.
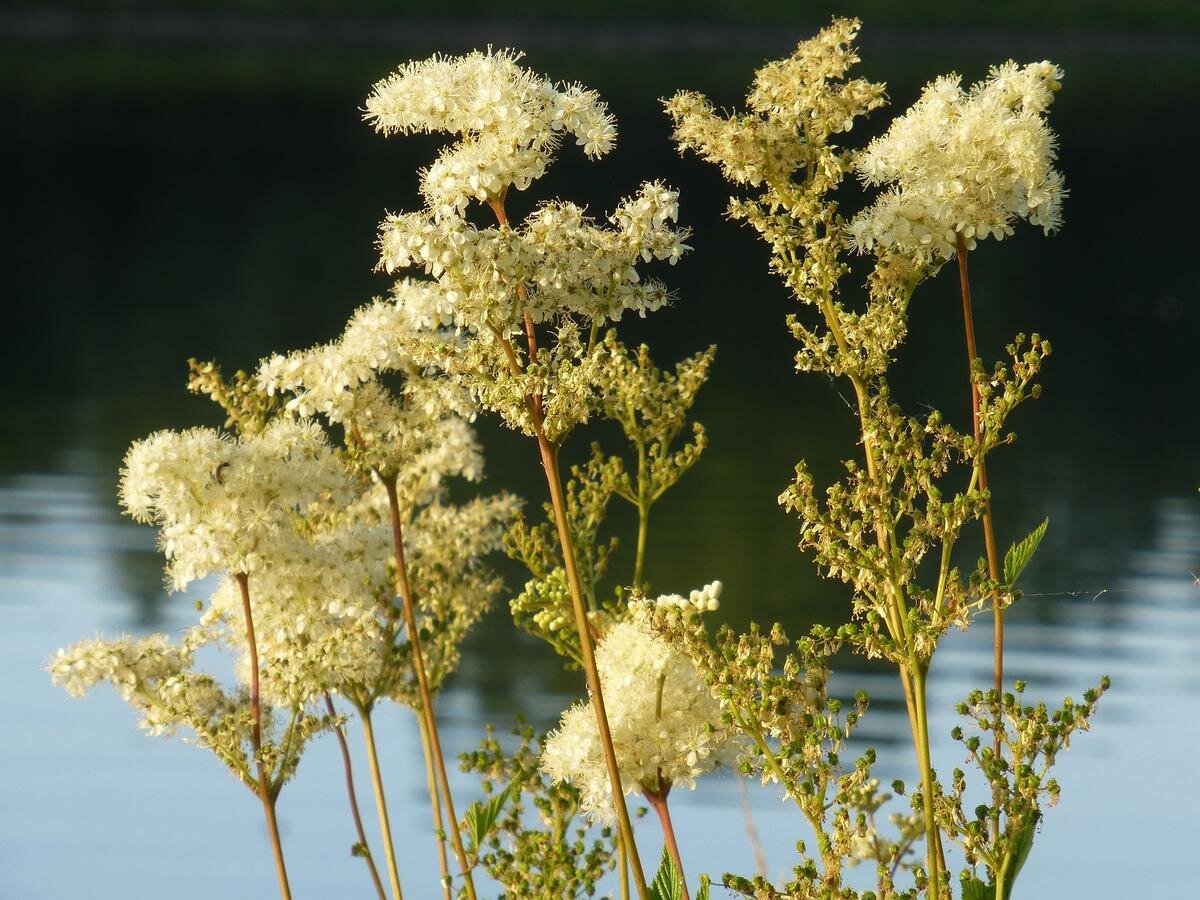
[4,9,1200,57]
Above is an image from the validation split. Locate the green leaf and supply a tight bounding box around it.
[464,783,513,849]
[1002,812,1041,899]
[696,873,711,900]
[1004,518,1049,587]
[960,874,990,900]
[649,845,684,900]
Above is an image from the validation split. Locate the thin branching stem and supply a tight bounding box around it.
[324,693,388,900]
[955,232,1006,845]
[416,705,453,900]
[358,706,405,900]
[814,287,945,897]
[381,475,477,900]
[646,782,690,900]
[233,573,292,900]
[487,194,651,899]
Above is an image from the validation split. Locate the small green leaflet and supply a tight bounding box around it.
[958,812,1040,900]
[649,846,684,900]
[1004,517,1049,587]
[1003,811,1041,898]
[464,783,513,849]
[697,873,711,900]
[960,874,990,900]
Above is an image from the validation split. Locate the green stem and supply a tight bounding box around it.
[381,475,478,900]
[416,706,453,900]
[537,435,650,898]
[359,708,405,900]
[324,694,388,900]
[634,503,649,590]
[954,233,1005,845]
[233,573,293,900]
[814,286,946,879]
[911,665,942,900]
[618,829,631,900]
[487,193,651,900]
[634,440,650,590]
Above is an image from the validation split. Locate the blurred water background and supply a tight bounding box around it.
[3,2,1199,897]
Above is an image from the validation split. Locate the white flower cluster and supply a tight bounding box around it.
[48,630,242,740]
[200,523,394,707]
[849,60,1066,261]
[257,297,420,423]
[365,49,617,218]
[256,283,483,483]
[540,603,736,823]
[119,420,353,589]
[377,182,688,330]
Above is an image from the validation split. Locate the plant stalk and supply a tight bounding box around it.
[645,782,690,900]
[955,232,1006,843]
[634,440,650,590]
[910,666,942,899]
[324,693,388,900]
[359,708,405,900]
[618,829,631,900]
[233,572,293,900]
[381,475,478,900]
[815,287,946,885]
[487,193,650,899]
[416,704,453,900]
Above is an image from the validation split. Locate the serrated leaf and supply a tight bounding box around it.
[1004,517,1049,587]
[1001,812,1040,900]
[464,783,513,849]
[650,845,684,900]
[960,874,990,900]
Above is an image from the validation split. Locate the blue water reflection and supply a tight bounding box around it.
[3,452,1197,897]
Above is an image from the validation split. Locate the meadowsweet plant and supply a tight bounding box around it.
[49,24,1106,900]
[363,49,708,899]
[667,16,1106,899]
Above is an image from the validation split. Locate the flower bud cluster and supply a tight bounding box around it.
[647,579,722,614]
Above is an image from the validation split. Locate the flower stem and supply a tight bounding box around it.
[814,286,947,887]
[537,435,649,897]
[381,475,478,900]
[618,829,631,900]
[324,693,388,900]
[954,233,1005,843]
[633,440,650,590]
[416,704,453,900]
[359,708,405,900]
[487,193,650,899]
[910,664,942,900]
[233,572,293,900]
[645,783,690,900]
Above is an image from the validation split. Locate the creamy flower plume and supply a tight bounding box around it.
[376,181,688,331]
[119,420,353,590]
[198,492,517,708]
[849,60,1066,260]
[365,49,617,217]
[540,586,735,823]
